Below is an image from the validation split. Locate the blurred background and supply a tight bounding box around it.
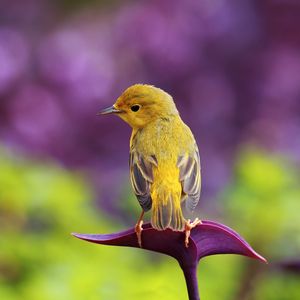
[1,0,300,299]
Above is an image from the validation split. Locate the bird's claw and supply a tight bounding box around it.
[135,220,144,248]
[185,218,202,248]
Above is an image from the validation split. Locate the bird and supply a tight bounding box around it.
[98,84,201,247]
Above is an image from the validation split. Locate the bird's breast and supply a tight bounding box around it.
[132,118,195,160]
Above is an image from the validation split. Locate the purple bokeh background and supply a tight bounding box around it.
[1,0,300,212]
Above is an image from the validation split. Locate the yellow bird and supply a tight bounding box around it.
[98,84,201,247]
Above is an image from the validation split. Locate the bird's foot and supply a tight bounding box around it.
[135,219,144,248]
[185,218,202,248]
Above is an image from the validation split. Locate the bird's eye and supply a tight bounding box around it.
[131,105,141,112]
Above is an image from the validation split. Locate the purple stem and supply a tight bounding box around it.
[181,263,200,300]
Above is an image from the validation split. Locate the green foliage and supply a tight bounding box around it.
[254,272,300,300]
[224,147,300,257]
[222,147,300,299]
[199,256,241,300]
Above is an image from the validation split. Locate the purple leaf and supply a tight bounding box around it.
[73,220,267,300]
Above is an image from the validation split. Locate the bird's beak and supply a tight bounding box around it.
[97,105,122,116]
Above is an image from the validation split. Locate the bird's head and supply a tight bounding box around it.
[98,84,179,128]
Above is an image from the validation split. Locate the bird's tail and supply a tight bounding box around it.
[151,191,185,231]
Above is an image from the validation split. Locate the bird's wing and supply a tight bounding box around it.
[177,145,201,212]
[129,151,157,211]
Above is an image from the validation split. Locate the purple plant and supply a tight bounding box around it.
[73,220,266,300]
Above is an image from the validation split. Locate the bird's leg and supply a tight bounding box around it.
[135,210,145,248]
[185,218,202,248]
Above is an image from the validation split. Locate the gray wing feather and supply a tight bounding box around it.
[177,146,201,212]
[130,151,154,211]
